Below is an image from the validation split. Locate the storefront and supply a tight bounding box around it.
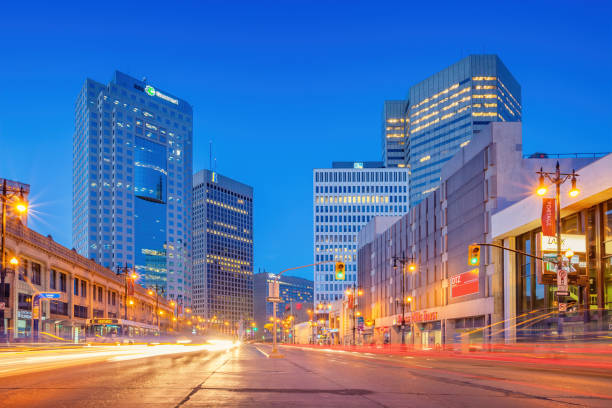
[492,154,612,341]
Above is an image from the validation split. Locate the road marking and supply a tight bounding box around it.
[253,346,270,358]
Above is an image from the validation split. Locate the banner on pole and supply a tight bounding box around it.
[541,198,556,237]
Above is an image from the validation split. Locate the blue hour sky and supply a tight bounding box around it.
[0,0,611,280]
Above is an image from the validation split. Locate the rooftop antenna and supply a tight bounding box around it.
[209,140,213,171]
[214,157,217,171]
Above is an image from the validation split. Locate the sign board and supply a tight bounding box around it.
[266,297,282,303]
[17,310,32,319]
[357,316,364,329]
[558,303,567,312]
[450,269,479,298]
[541,234,586,253]
[557,266,569,295]
[38,292,61,299]
[32,306,40,319]
[268,279,279,298]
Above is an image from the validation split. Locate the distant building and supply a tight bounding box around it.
[72,71,193,304]
[381,100,408,168]
[406,55,521,207]
[192,170,253,326]
[254,272,313,333]
[313,162,409,303]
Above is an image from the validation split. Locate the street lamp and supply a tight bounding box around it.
[392,253,418,345]
[116,264,138,321]
[536,162,580,310]
[148,284,165,332]
[1,179,29,341]
[345,284,362,346]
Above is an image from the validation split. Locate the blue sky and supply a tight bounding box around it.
[1,0,611,280]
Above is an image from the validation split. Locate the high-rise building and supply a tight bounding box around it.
[313,162,409,303]
[407,55,521,207]
[192,170,253,325]
[72,71,193,304]
[381,100,409,168]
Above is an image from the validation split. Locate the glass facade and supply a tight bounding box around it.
[381,100,408,168]
[192,170,253,324]
[515,199,612,337]
[407,55,521,207]
[72,71,193,303]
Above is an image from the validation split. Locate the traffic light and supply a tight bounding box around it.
[468,244,480,266]
[335,261,346,280]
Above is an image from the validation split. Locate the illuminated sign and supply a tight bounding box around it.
[541,234,586,253]
[144,85,178,105]
[211,172,218,183]
[450,269,479,298]
[353,162,364,169]
[402,311,438,323]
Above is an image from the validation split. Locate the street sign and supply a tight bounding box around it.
[557,266,569,295]
[558,303,567,312]
[37,292,61,299]
[266,297,282,303]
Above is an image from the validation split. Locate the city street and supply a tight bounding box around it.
[1,343,611,407]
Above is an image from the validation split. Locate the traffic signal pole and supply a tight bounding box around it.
[269,259,338,358]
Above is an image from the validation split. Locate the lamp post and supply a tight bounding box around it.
[1,179,28,341]
[392,252,417,345]
[344,284,363,345]
[536,162,580,314]
[147,284,165,332]
[116,264,137,321]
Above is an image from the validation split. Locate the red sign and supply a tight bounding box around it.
[450,269,479,298]
[401,311,439,324]
[541,198,556,237]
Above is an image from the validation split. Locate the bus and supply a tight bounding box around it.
[86,318,160,343]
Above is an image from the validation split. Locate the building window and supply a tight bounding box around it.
[50,269,57,290]
[81,281,87,297]
[74,305,88,318]
[74,278,79,296]
[60,273,67,292]
[31,263,42,285]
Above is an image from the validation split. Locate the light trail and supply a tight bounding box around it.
[0,341,240,378]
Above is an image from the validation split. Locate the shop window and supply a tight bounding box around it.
[50,301,68,316]
[18,293,32,310]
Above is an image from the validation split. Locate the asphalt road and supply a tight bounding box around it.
[0,343,611,407]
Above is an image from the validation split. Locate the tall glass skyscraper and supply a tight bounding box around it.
[72,71,193,304]
[313,162,409,302]
[407,55,521,207]
[192,170,253,325]
[381,100,408,168]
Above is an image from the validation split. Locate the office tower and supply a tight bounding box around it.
[253,272,314,331]
[72,71,193,304]
[192,170,253,325]
[407,55,521,207]
[313,161,409,302]
[381,100,409,168]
